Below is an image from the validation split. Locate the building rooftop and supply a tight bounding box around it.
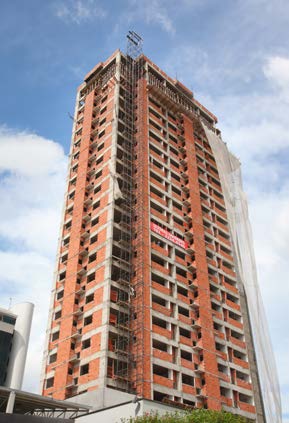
[0,387,90,419]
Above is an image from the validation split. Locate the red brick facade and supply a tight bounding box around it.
[42,50,260,421]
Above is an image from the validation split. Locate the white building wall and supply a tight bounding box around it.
[5,302,34,390]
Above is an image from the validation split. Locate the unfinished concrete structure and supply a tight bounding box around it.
[41,34,281,422]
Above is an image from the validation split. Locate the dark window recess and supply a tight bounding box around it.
[91,217,99,227]
[152,316,167,329]
[87,272,95,283]
[95,170,102,180]
[49,353,57,364]
[52,331,59,342]
[179,327,191,338]
[86,294,94,304]
[82,338,91,349]
[59,272,66,281]
[80,363,89,375]
[88,253,97,263]
[96,156,104,165]
[182,374,194,386]
[54,310,61,320]
[152,339,168,352]
[176,267,187,278]
[181,350,192,361]
[177,285,188,297]
[84,315,93,326]
[90,235,98,244]
[171,172,180,182]
[178,306,190,317]
[57,291,64,300]
[93,200,100,210]
[172,201,182,211]
[46,377,54,389]
[152,295,166,307]
[153,365,169,378]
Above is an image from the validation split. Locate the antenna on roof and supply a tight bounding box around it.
[9,297,12,309]
[126,31,143,60]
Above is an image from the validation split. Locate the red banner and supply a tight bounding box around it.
[151,222,188,249]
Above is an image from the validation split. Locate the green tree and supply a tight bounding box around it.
[121,409,252,423]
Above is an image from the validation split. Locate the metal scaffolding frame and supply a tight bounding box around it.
[111,31,143,393]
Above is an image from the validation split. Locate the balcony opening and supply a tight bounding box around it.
[215,342,226,353]
[150,171,163,184]
[152,273,166,287]
[91,216,99,227]
[87,272,95,283]
[84,315,93,326]
[239,393,253,404]
[177,285,188,297]
[150,185,164,199]
[233,350,246,361]
[151,201,165,214]
[51,331,59,342]
[218,363,228,374]
[151,254,165,267]
[178,306,189,317]
[152,316,167,329]
[88,252,97,263]
[82,338,91,349]
[227,293,239,304]
[46,377,54,389]
[153,365,169,378]
[153,339,168,352]
[229,311,241,322]
[153,391,167,402]
[49,353,57,364]
[182,374,194,386]
[183,399,195,407]
[236,370,249,382]
[151,236,165,248]
[54,310,61,320]
[85,293,94,304]
[220,387,231,398]
[57,290,64,300]
[179,327,190,339]
[90,234,98,244]
[59,271,66,281]
[181,350,192,361]
[80,363,89,375]
[231,330,243,341]
[152,295,166,307]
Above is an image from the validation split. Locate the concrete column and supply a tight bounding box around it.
[5,302,34,390]
[5,391,16,414]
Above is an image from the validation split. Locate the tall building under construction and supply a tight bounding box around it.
[41,34,281,422]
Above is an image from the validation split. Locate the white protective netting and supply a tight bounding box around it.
[202,124,282,423]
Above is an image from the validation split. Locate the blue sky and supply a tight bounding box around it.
[0,0,288,421]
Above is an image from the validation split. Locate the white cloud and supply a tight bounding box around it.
[54,0,106,24]
[264,56,289,101]
[128,0,176,35]
[0,127,66,176]
[0,127,67,392]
